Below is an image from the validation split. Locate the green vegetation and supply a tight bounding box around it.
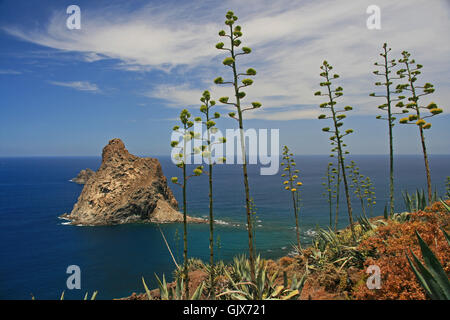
[315,60,356,241]
[322,162,335,229]
[348,161,376,219]
[370,43,405,218]
[406,230,450,300]
[280,146,303,251]
[170,109,204,299]
[218,255,306,300]
[396,51,443,203]
[32,10,447,301]
[195,90,226,299]
[446,177,450,199]
[31,291,98,300]
[214,10,262,283]
[402,189,438,213]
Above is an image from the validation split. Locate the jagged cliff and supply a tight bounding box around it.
[61,138,203,225]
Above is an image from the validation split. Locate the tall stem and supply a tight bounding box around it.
[383,46,395,217]
[288,164,301,250]
[419,126,432,203]
[182,128,189,299]
[334,163,341,232]
[229,24,256,283]
[405,62,432,203]
[327,166,332,228]
[206,109,215,299]
[325,69,355,241]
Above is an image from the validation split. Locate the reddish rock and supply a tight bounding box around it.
[61,138,203,225]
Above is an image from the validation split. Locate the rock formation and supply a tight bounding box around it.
[71,168,95,184]
[61,138,203,225]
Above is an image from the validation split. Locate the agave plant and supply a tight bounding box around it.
[445,177,450,199]
[218,255,306,300]
[322,162,335,229]
[280,145,303,250]
[170,109,204,298]
[441,199,450,213]
[315,60,356,241]
[402,189,438,213]
[406,230,450,300]
[391,211,412,223]
[356,214,377,233]
[348,161,376,218]
[32,291,98,300]
[396,51,443,203]
[215,10,262,283]
[331,164,341,231]
[194,90,226,299]
[143,275,204,300]
[310,227,366,271]
[370,43,405,218]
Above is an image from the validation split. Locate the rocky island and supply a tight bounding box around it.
[70,168,95,184]
[61,138,203,225]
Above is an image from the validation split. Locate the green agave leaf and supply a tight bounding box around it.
[406,249,445,300]
[142,276,152,300]
[154,273,169,300]
[415,231,450,299]
[440,200,450,213]
[281,289,299,300]
[406,252,434,298]
[190,281,204,300]
[441,227,450,246]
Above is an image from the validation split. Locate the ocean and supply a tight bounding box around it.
[0,155,448,299]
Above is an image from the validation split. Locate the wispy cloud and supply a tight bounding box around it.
[0,69,22,75]
[4,0,450,119]
[49,80,100,92]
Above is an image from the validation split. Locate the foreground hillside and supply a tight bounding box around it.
[125,200,449,300]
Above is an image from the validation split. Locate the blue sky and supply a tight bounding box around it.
[0,0,449,156]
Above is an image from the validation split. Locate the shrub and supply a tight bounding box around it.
[353,201,450,299]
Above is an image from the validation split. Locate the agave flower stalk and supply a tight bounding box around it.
[315,60,356,241]
[194,90,226,299]
[330,142,342,231]
[281,146,303,251]
[446,177,450,199]
[170,109,203,299]
[215,10,262,283]
[396,51,443,203]
[322,162,334,228]
[348,161,376,218]
[370,43,406,218]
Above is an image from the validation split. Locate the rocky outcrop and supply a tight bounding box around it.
[61,138,203,225]
[71,168,95,184]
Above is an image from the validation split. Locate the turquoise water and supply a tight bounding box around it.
[0,155,448,299]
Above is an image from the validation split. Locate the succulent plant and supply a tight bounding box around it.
[280,146,303,251]
[370,43,405,218]
[170,108,204,298]
[145,274,205,300]
[217,255,306,300]
[196,90,225,299]
[396,51,443,203]
[348,161,376,219]
[214,10,262,283]
[406,230,450,300]
[315,60,356,242]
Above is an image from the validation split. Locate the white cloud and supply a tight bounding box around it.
[0,69,22,75]
[49,81,100,92]
[5,0,450,119]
